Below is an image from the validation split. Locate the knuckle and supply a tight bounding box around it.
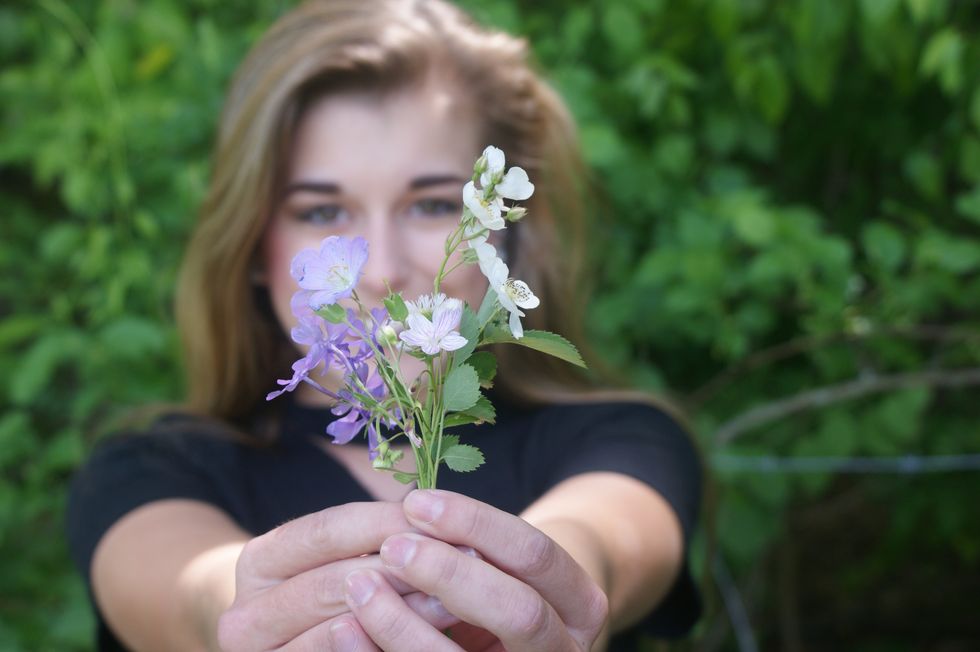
[458,502,492,542]
[515,529,556,579]
[510,590,552,643]
[584,584,610,634]
[434,546,465,587]
[235,537,262,578]
[307,508,338,550]
[374,603,413,641]
[215,606,250,652]
[312,567,342,610]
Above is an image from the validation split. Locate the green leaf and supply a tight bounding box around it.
[440,434,460,450]
[919,28,963,95]
[316,303,347,324]
[465,351,497,387]
[476,286,498,328]
[383,292,408,322]
[464,395,496,423]
[443,364,480,411]
[441,444,485,472]
[393,472,418,484]
[955,186,980,224]
[482,328,587,368]
[862,222,906,271]
[731,203,776,246]
[451,306,480,370]
[903,151,942,201]
[444,412,481,428]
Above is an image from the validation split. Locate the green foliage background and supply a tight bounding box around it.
[2,0,979,649]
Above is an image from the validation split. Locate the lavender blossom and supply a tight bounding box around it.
[290,236,369,309]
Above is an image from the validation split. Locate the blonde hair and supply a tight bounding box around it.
[176,0,631,425]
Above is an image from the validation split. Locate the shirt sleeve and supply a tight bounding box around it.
[523,400,703,638]
[64,418,242,586]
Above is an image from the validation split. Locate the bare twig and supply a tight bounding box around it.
[711,553,759,652]
[713,367,980,446]
[688,325,980,409]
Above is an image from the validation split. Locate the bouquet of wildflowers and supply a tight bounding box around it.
[267,147,585,489]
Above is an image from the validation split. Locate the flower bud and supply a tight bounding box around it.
[505,206,527,222]
[473,154,488,176]
[379,324,399,348]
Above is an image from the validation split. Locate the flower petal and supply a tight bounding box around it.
[496,167,534,200]
[505,279,540,309]
[508,309,525,339]
[438,332,468,351]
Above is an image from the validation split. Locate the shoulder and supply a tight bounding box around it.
[516,395,703,539]
[66,412,256,581]
[522,393,697,460]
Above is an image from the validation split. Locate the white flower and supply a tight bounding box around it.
[463,223,501,277]
[495,166,534,201]
[479,146,506,186]
[485,257,539,339]
[463,181,505,230]
[476,145,535,201]
[405,292,452,319]
[399,295,468,355]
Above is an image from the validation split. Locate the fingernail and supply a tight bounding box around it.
[405,490,444,524]
[381,535,418,568]
[329,621,358,652]
[457,545,482,559]
[426,595,453,621]
[345,571,377,607]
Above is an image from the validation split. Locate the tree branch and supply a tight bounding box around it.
[713,366,980,447]
[688,325,980,409]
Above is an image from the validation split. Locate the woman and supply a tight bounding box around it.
[67,1,702,650]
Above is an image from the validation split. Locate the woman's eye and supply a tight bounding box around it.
[409,198,461,218]
[297,204,345,225]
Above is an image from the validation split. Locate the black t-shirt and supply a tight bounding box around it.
[67,393,702,650]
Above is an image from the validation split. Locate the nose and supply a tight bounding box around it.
[357,212,407,300]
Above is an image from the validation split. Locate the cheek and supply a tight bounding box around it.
[439,258,490,310]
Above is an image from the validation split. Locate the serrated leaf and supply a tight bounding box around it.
[383,293,408,322]
[441,444,485,472]
[465,351,497,387]
[444,396,497,427]
[462,395,496,424]
[444,412,481,428]
[482,328,587,368]
[393,472,418,484]
[443,364,480,411]
[440,434,460,450]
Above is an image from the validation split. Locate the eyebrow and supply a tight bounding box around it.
[409,174,467,190]
[283,174,466,198]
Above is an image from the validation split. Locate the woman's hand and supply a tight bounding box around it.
[336,490,610,651]
[216,501,459,651]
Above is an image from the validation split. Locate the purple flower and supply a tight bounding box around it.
[267,314,351,401]
[266,343,330,400]
[326,363,390,459]
[290,290,315,321]
[290,236,369,309]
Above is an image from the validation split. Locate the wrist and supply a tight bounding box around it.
[177,542,244,650]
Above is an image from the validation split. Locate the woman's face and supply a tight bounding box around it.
[262,84,489,402]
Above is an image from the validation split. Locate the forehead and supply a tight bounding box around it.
[288,83,483,182]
